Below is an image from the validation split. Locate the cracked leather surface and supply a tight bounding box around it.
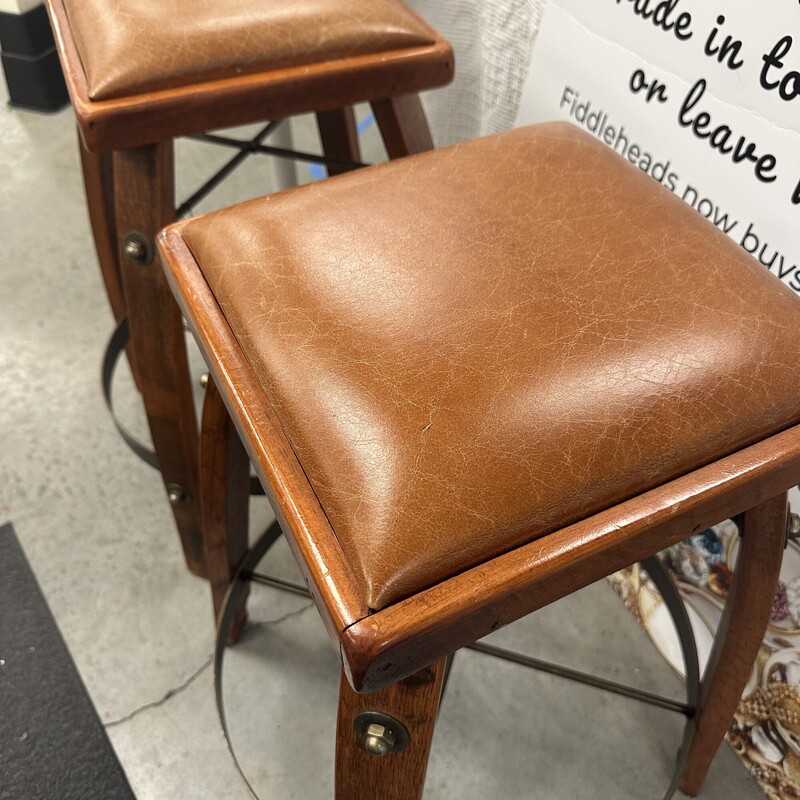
[180,122,800,611]
[61,0,435,101]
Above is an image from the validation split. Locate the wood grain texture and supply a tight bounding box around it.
[114,145,205,576]
[316,107,361,176]
[200,376,250,640]
[78,134,125,322]
[678,492,788,796]
[78,132,142,389]
[46,0,453,152]
[372,94,434,157]
[335,660,445,800]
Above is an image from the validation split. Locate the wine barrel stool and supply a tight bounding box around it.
[158,122,800,798]
[45,0,453,576]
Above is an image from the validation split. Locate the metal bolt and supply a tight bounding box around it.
[363,723,395,757]
[354,712,409,757]
[166,484,190,507]
[125,238,145,260]
[788,513,800,541]
[122,231,153,264]
[200,372,210,389]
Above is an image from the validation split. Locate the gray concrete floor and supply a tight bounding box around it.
[0,80,767,799]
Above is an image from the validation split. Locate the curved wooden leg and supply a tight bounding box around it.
[78,134,126,324]
[372,94,434,158]
[316,107,361,176]
[78,133,142,387]
[678,492,787,795]
[335,660,445,800]
[113,142,205,577]
[200,376,250,641]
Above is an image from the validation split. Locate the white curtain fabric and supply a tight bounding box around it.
[409,0,548,146]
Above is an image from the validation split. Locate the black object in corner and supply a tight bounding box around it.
[0,4,68,112]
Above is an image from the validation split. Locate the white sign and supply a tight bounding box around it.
[518,0,800,293]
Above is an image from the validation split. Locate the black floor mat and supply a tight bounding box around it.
[0,522,136,800]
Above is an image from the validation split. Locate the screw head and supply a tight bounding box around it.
[363,723,395,757]
[200,372,210,389]
[166,484,190,507]
[789,513,800,541]
[125,239,145,260]
[353,712,409,757]
[122,231,153,264]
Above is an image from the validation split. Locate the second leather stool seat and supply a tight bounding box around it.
[159,122,800,797]
[51,0,452,149]
[61,0,439,103]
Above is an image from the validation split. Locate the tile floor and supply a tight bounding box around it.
[0,81,767,799]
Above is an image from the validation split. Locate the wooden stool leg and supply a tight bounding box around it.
[335,660,446,800]
[317,107,361,176]
[78,134,142,386]
[200,376,250,640]
[79,135,126,325]
[372,94,434,158]
[679,492,787,795]
[113,142,205,577]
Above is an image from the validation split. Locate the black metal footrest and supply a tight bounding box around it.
[102,318,264,495]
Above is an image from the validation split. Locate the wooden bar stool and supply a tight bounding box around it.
[45,0,453,576]
[158,122,800,797]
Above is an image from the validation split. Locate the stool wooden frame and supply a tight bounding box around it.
[159,225,799,798]
[46,0,453,576]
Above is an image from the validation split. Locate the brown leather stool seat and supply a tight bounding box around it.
[46,0,452,576]
[159,122,800,798]
[49,0,451,149]
[62,0,439,103]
